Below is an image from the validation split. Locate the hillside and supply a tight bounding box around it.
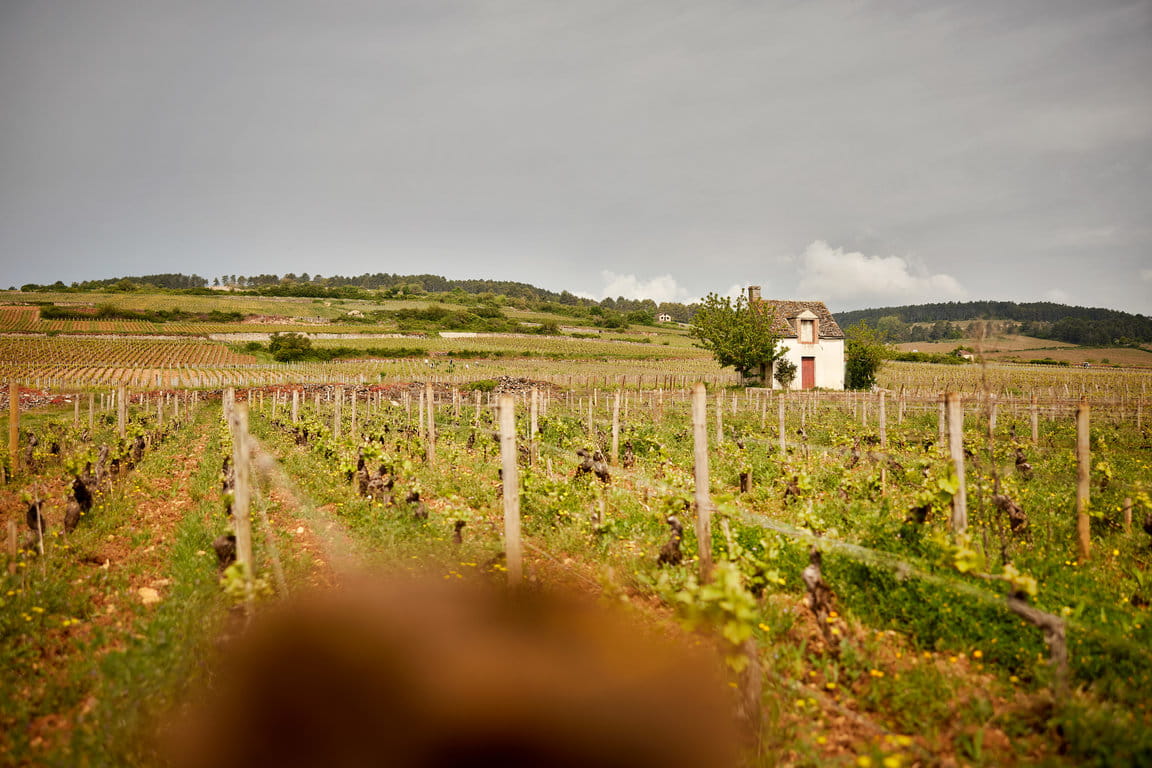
[835,301,1152,347]
[16,271,700,323]
[15,274,1151,349]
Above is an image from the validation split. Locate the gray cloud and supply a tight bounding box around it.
[0,1,1148,313]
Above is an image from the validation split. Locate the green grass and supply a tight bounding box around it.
[0,409,227,765]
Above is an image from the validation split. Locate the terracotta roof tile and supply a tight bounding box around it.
[753,300,845,339]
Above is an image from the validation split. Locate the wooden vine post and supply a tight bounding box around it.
[946,392,968,533]
[332,387,342,439]
[498,395,522,587]
[715,390,723,445]
[777,395,787,454]
[230,401,255,612]
[1076,398,1091,561]
[291,389,299,423]
[610,391,620,464]
[937,395,947,454]
[350,389,357,435]
[529,387,539,466]
[8,380,18,474]
[117,384,127,438]
[426,382,436,463]
[692,384,714,583]
[878,390,887,447]
[1030,393,1039,445]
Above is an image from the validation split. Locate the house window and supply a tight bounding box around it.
[800,319,815,343]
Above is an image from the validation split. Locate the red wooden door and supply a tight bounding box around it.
[801,357,815,389]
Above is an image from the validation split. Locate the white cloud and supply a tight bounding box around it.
[597,272,694,303]
[1140,269,1152,283]
[1044,288,1070,303]
[721,283,747,301]
[796,240,965,306]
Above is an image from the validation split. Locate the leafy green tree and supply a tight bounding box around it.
[845,321,891,389]
[875,315,908,342]
[689,293,781,379]
[626,309,655,325]
[268,332,314,362]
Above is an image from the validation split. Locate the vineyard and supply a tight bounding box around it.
[1,361,1150,766]
[1,286,1150,765]
[0,337,260,388]
[309,331,709,359]
[0,307,388,337]
[0,334,733,390]
[876,361,1152,398]
[0,291,434,319]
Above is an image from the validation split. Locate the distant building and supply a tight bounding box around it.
[657,313,673,323]
[747,285,846,390]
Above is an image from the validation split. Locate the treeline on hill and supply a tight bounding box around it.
[21,274,210,291]
[837,301,1152,347]
[339,305,566,334]
[37,303,242,323]
[18,272,697,325]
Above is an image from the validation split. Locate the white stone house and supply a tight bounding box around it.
[747,286,845,390]
[657,313,673,323]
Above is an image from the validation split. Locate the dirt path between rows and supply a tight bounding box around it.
[249,437,367,579]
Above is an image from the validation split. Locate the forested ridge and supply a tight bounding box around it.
[836,301,1152,346]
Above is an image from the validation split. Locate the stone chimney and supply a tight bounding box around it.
[747,285,761,303]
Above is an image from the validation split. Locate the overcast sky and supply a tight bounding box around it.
[1,1,1149,313]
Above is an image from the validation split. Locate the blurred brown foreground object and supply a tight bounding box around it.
[171,575,739,768]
